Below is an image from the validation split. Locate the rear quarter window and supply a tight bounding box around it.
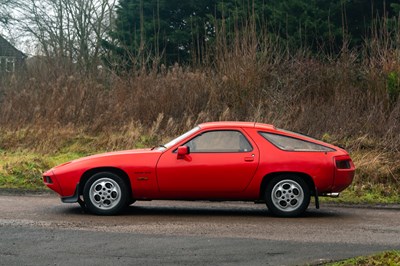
[259,132,335,152]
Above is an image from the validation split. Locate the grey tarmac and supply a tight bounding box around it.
[0,194,399,265]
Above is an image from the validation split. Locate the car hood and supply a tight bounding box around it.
[76,149,155,161]
[50,148,160,171]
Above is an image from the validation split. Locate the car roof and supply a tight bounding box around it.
[198,121,276,130]
[197,121,338,150]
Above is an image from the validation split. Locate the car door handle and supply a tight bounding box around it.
[244,156,255,162]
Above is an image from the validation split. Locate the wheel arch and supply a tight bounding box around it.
[79,167,132,199]
[259,171,316,200]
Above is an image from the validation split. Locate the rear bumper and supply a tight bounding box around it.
[332,155,355,192]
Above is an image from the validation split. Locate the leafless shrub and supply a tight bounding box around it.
[0,18,399,155]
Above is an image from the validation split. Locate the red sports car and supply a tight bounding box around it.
[43,122,355,217]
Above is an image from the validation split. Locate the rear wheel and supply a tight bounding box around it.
[265,174,310,217]
[83,172,128,215]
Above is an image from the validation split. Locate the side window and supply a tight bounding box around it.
[259,132,335,152]
[184,130,252,153]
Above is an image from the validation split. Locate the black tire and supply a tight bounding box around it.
[265,174,310,217]
[83,172,128,215]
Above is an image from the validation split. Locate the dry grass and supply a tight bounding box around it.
[1,52,399,147]
[327,150,400,203]
[327,250,400,266]
[0,21,399,193]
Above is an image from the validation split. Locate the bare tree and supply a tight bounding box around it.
[13,0,116,71]
[0,0,14,26]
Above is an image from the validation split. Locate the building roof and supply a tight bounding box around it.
[0,35,26,58]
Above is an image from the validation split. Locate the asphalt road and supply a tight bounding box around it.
[0,194,399,266]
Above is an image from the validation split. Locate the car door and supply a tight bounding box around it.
[156,130,259,195]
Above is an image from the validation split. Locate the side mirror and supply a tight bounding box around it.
[177,146,190,159]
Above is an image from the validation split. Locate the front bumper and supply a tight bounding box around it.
[42,170,63,195]
[61,183,80,203]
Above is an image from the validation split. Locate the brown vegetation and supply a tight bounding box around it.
[1,45,399,149]
[0,24,399,194]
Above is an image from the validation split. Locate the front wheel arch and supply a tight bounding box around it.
[80,167,133,203]
[83,171,129,215]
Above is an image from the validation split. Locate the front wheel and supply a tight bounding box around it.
[83,172,128,215]
[265,174,310,217]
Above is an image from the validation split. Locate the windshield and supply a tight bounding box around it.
[157,126,201,150]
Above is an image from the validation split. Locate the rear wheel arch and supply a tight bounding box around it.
[79,167,132,199]
[259,172,316,200]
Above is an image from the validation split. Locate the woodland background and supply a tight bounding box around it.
[0,0,399,201]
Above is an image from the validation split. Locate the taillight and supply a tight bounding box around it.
[336,159,351,169]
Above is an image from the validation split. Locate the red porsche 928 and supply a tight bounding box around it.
[43,122,355,217]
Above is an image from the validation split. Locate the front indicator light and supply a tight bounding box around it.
[43,176,53,184]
